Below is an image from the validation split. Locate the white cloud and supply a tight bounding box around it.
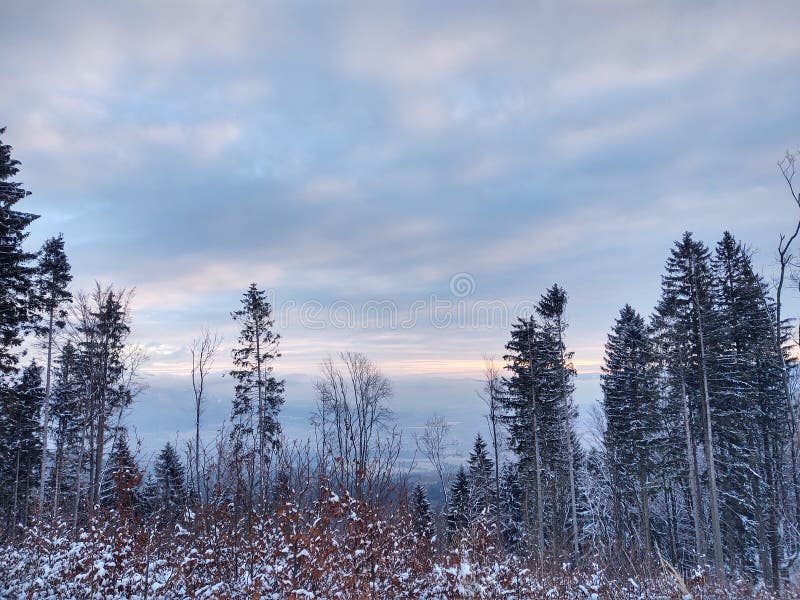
[141,120,241,160]
[299,177,359,203]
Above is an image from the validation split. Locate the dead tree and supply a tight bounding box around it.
[191,327,221,499]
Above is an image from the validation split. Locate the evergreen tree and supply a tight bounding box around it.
[230,283,284,504]
[446,466,471,539]
[537,284,581,559]
[0,362,43,529]
[502,287,583,559]
[0,127,38,376]
[72,285,133,512]
[410,483,434,539]
[154,442,187,515]
[467,433,494,517]
[652,232,722,573]
[99,427,141,511]
[502,315,546,553]
[34,234,72,513]
[49,342,82,514]
[709,232,789,586]
[601,304,660,556]
[498,462,524,550]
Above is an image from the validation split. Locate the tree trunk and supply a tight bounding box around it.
[695,283,724,578]
[11,449,21,537]
[195,399,201,500]
[38,309,55,515]
[528,325,545,557]
[556,317,579,561]
[73,413,86,535]
[638,465,651,557]
[680,368,706,561]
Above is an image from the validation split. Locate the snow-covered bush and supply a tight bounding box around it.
[1,493,796,599]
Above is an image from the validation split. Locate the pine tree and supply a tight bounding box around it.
[410,483,434,539]
[446,466,471,539]
[467,434,494,517]
[154,442,187,516]
[601,304,660,556]
[230,283,284,504]
[0,127,38,376]
[34,234,72,513]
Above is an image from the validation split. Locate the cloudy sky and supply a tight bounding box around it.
[2,1,799,464]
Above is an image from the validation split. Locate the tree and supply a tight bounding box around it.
[313,352,399,503]
[601,304,659,557]
[34,234,72,514]
[69,285,137,514]
[503,316,546,554]
[415,414,453,504]
[446,466,470,538]
[537,284,581,560]
[410,483,434,539]
[478,357,503,516]
[49,342,82,515]
[652,232,723,575]
[190,327,220,499]
[467,433,494,517]
[710,232,789,587]
[154,442,187,516]
[0,127,38,376]
[99,427,141,511]
[498,462,524,550]
[230,283,284,505]
[0,362,43,532]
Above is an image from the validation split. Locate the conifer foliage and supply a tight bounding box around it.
[601,304,659,555]
[0,128,37,376]
[153,442,187,516]
[229,283,285,506]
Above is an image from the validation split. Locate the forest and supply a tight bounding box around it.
[3,126,800,600]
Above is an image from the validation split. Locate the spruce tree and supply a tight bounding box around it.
[73,286,133,512]
[410,483,434,539]
[537,284,581,559]
[99,427,141,511]
[446,466,471,539]
[601,304,660,556]
[498,462,524,550]
[34,234,72,513]
[467,433,494,517]
[0,362,43,530]
[709,232,789,586]
[0,127,38,376]
[49,342,82,514]
[502,315,546,553]
[154,442,187,516]
[652,232,722,573]
[230,283,284,504]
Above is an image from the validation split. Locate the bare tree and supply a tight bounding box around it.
[477,356,503,506]
[415,414,453,504]
[312,352,400,503]
[191,327,221,498]
[777,151,800,528]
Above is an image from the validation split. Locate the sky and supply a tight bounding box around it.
[2,1,799,468]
